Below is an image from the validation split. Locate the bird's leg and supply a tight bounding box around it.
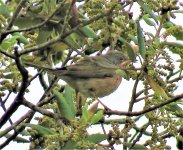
[76,92,86,112]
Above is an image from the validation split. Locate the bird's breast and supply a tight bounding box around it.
[75,75,122,98]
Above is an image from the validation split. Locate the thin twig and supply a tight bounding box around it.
[0,110,35,149]
[105,92,183,116]
[0,95,56,149]
[123,75,139,150]
[60,0,76,35]
[2,2,65,35]
[135,87,151,98]
[22,99,61,120]
[130,123,149,149]
[167,75,183,83]
[0,0,27,42]
[154,14,165,38]
[0,97,14,126]
[129,75,139,111]
[135,94,154,102]
[0,47,29,128]
[18,6,115,56]
[6,0,27,30]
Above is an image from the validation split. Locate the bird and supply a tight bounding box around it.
[27,50,130,98]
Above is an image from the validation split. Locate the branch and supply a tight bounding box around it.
[129,75,139,111]
[60,0,76,36]
[0,0,27,42]
[2,2,65,35]
[0,95,55,149]
[105,93,183,116]
[18,6,115,56]
[130,123,149,149]
[135,94,154,102]
[0,47,29,128]
[0,97,13,126]
[0,111,35,149]
[0,48,15,59]
[22,99,61,120]
[123,75,139,150]
[167,75,183,83]
[135,87,151,98]
[0,96,53,139]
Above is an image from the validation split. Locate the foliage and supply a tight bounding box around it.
[0,0,183,149]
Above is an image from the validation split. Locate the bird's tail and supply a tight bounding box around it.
[25,62,60,74]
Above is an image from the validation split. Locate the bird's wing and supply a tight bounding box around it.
[55,57,119,78]
[25,57,120,78]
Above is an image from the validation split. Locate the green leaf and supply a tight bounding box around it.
[80,103,101,125]
[63,33,82,49]
[20,130,31,136]
[143,15,156,26]
[4,133,29,143]
[164,103,183,117]
[85,134,108,144]
[146,75,169,99]
[80,105,89,125]
[23,123,56,136]
[37,27,52,44]
[13,33,29,45]
[63,140,77,149]
[116,69,129,80]
[137,22,146,58]
[64,85,76,117]
[0,4,10,17]
[128,34,138,45]
[162,21,175,29]
[137,0,158,23]
[118,37,136,62]
[91,109,104,124]
[0,41,12,50]
[173,31,183,40]
[0,33,28,50]
[123,142,148,150]
[63,134,107,149]
[173,10,183,14]
[53,90,75,120]
[14,15,42,28]
[160,42,183,55]
[78,26,97,39]
[163,25,183,40]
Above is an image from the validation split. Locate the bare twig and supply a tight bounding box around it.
[167,75,183,83]
[22,99,61,120]
[0,47,29,128]
[135,87,151,98]
[130,123,149,149]
[0,111,35,149]
[105,92,183,116]
[0,0,27,42]
[0,97,14,126]
[135,94,154,102]
[6,0,26,30]
[123,75,139,150]
[0,95,55,149]
[129,75,139,111]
